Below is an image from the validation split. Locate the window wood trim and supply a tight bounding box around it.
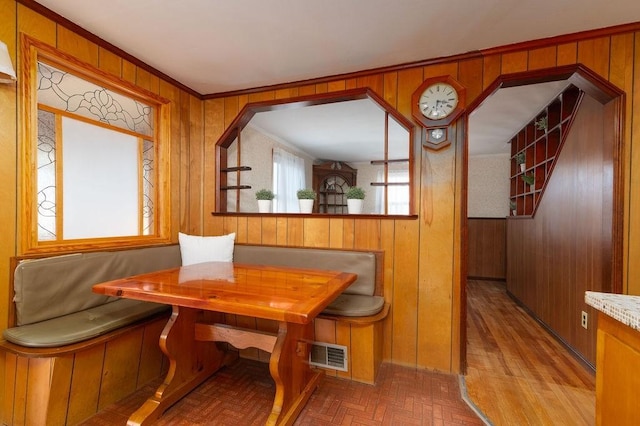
[19,34,172,254]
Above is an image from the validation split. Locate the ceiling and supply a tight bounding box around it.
[33,0,640,156]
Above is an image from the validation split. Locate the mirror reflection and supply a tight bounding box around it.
[219,90,413,215]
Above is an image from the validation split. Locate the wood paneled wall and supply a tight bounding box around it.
[2,1,640,389]
[468,218,506,280]
[0,0,199,414]
[201,29,640,372]
[507,95,613,365]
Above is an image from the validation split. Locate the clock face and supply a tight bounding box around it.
[419,83,459,120]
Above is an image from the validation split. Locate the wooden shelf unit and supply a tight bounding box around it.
[509,85,583,217]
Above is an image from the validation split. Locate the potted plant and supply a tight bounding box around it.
[255,189,274,213]
[296,188,316,213]
[521,174,535,191]
[510,200,517,216]
[345,186,365,214]
[516,152,526,172]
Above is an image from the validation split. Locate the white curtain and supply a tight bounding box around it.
[375,170,410,215]
[272,148,306,213]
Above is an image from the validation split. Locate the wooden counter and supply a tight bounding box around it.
[585,292,640,425]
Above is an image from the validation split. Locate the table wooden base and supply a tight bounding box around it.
[127,305,320,426]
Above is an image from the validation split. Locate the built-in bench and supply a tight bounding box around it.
[1,243,388,425]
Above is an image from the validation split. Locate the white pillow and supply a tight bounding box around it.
[178,232,236,266]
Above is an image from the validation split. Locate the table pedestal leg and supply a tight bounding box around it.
[127,306,226,426]
[267,321,322,426]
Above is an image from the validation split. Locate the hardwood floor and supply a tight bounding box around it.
[465,279,596,425]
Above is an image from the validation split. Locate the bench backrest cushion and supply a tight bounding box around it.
[14,245,181,326]
[234,244,377,297]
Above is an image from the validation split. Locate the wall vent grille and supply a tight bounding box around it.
[309,342,348,371]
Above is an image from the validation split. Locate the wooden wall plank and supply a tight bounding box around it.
[482,54,502,90]
[609,33,634,294]
[137,319,167,387]
[335,322,351,380]
[25,358,51,425]
[501,51,528,74]
[13,357,29,425]
[329,218,344,248]
[391,219,419,366]
[287,218,304,246]
[354,219,381,250]
[628,32,640,295]
[380,220,395,361]
[46,356,73,425]
[303,218,330,247]
[577,37,611,77]
[467,218,506,279]
[276,217,288,245]
[98,329,144,410]
[121,59,136,84]
[68,345,105,421]
[327,80,346,92]
[98,47,122,77]
[528,46,557,70]
[3,353,17,425]
[234,216,249,243]
[458,58,484,104]
[17,3,56,45]
[56,26,99,67]
[160,80,184,240]
[261,217,277,245]
[417,144,456,371]
[383,72,398,108]
[556,42,578,66]
[188,94,204,233]
[136,67,160,94]
[246,217,263,244]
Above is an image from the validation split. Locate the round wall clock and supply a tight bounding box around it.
[411,75,466,150]
[417,82,459,120]
[411,75,466,129]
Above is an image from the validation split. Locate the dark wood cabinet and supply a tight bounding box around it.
[312,161,357,214]
[509,85,582,216]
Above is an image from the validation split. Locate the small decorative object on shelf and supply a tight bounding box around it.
[516,152,526,172]
[521,174,535,190]
[510,200,517,216]
[255,189,275,213]
[345,186,365,214]
[296,188,316,213]
[535,116,548,131]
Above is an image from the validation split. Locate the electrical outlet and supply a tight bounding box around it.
[581,311,588,329]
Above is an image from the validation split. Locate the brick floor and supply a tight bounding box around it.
[81,359,483,425]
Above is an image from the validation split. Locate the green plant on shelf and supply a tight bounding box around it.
[255,188,275,200]
[515,152,525,165]
[521,174,535,187]
[345,186,366,200]
[535,116,548,131]
[509,200,516,210]
[296,188,316,199]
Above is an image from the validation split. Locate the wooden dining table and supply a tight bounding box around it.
[92,261,357,426]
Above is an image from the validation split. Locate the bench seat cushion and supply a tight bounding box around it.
[322,294,385,317]
[3,299,169,348]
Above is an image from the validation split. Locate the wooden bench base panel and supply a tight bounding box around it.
[1,315,168,426]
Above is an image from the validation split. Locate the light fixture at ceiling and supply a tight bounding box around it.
[0,41,17,84]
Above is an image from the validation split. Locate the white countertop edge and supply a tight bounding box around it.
[585,291,640,332]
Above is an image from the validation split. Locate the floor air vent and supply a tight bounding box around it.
[309,342,348,371]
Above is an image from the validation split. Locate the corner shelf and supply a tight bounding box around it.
[509,85,583,217]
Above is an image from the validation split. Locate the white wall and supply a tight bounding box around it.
[467,153,510,218]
